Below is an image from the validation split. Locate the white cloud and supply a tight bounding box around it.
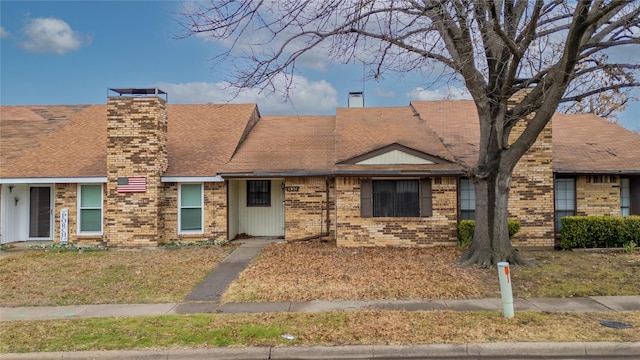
[407,86,471,101]
[20,17,89,54]
[156,74,338,115]
[0,26,9,38]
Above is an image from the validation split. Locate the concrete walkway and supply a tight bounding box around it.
[185,238,272,302]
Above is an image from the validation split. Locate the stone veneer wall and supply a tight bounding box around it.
[576,175,620,216]
[105,96,167,246]
[335,176,457,247]
[161,182,228,243]
[284,177,335,241]
[54,183,106,245]
[506,93,555,247]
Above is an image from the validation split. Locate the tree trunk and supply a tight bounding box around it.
[458,166,527,267]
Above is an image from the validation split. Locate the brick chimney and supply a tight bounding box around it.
[105,88,168,246]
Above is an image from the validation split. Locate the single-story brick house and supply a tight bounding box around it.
[1,88,639,248]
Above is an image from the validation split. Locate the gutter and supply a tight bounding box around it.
[554,170,640,175]
[220,169,464,178]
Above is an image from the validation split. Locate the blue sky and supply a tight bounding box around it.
[1,0,638,132]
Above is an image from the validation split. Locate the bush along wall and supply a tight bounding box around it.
[559,215,640,249]
[456,220,521,248]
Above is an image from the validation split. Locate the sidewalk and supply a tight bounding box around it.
[2,295,640,322]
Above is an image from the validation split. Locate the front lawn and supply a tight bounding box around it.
[222,241,640,303]
[0,245,235,307]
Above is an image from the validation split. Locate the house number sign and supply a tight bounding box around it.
[284,186,300,192]
[60,208,69,243]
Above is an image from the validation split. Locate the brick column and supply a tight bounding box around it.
[507,91,555,247]
[105,95,167,246]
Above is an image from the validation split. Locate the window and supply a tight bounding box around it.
[554,178,575,232]
[247,180,271,207]
[459,178,475,220]
[361,178,432,218]
[621,178,630,216]
[180,184,203,233]
[78,184,102,234]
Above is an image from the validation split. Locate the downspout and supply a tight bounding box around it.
[325,177,331,234]
[334,176,338,241]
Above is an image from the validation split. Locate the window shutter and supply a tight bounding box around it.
[631,177,640,215]
[360,179,373,217]
[420,178,432,217]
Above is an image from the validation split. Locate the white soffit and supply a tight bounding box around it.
[355,150,435,165]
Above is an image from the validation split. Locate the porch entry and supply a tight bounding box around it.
[29,186,51,238]
[227,179,285,239]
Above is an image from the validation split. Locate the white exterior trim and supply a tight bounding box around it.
[178,183,205,235]
[76,183,104,236]
[0,177,107,184]
[162,176,223,183]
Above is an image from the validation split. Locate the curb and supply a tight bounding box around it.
[1,342,639,359]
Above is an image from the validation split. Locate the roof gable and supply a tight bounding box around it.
[335,106,455,165]
[338,143,450,165]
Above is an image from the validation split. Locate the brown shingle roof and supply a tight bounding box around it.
[552,113,640,173]
[220,115,335,175]
[410,100,480,166]
[164,104,260,177]
[335,106,455,164]
[411,100,640,174]
[2,100,638,179]
[1,105,106,178]
[0,103,259,179]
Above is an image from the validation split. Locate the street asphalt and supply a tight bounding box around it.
[1,239,639,359]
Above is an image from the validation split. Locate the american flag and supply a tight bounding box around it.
[117,176,146,193]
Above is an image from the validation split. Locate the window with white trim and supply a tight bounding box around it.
[459,178,475,220]
[554,178,575,232]
[179,183,203,233]
[78,184,103,234]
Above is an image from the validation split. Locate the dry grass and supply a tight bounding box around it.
[513,249,640,298]
[223,241,499,303]
[0,245,235,307]
[2,310,639,352]
[222,240,640,303]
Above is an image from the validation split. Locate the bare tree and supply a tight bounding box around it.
[180,0,640,266]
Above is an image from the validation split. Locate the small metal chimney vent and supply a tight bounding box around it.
[348,91,364,108]
[108,88,168,101]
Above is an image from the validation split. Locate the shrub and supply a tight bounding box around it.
[456,220,521,248]
[559,215,640,249]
